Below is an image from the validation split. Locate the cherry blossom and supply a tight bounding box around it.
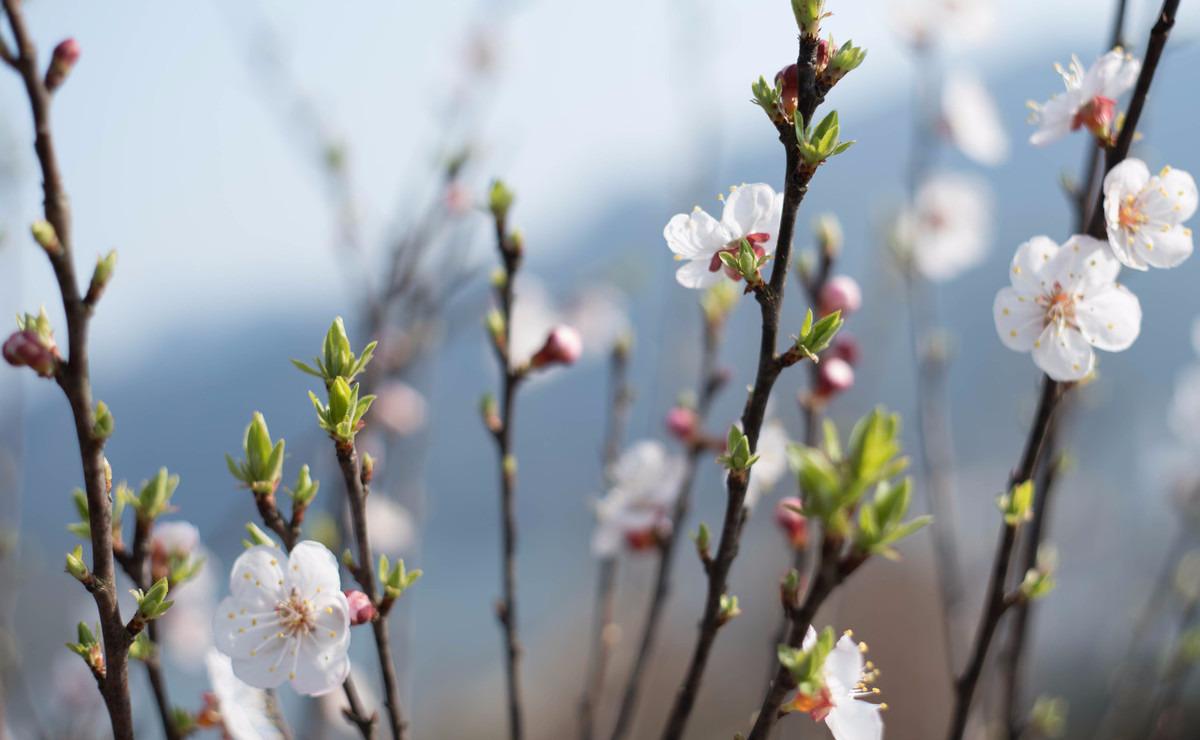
[213,541,351,696]
[940,70,1008,166]
[203,649,283,740]
[591,440,685,557]
[788,627,883,740]
[1102,158,1197,270]
[993,235,1141,381]
[664,183,784,289]
[895,173,992,281]
[1028,49,1140,146]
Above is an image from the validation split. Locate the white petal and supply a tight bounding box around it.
[1076,285,1141,351]
[1104,158,1150,199]
[663,207,729,259]
[824,634,865,692]
[285,541,343,598]
[802,625,818,651]
[1028,93,1079,147]
[721,183,778,239]
[1090,50,1140,99]
[291,636,351,696]
[825,699,884,740]
[674,259,724,290]
[942,70,1008,166]
[230,637,293,690]
[993,287,1044,352]
[230,546,288,607]
[1009,236,1059,293]
[1046,235,1120,293]
[1159,166,1199,221]
[1032,323,1095,381]
[1139,223,1193,269]
[213,595,282,659]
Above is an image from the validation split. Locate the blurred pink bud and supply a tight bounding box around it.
[815,357,855,399]
[3,330,58,377]
[445,183,472,216]
[819,275,861,316]
[374,381,427,436]
[344,590,377,626]
[1071,95,1116,140]
[815,37,832,71]
[45,38,81,91]
[829,333,860,366]
[775,497,808,550]
[775,64,798,118]
[665,406,698,442]
[531,325,582,368]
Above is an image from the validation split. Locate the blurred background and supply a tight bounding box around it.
[2,0,1200,738]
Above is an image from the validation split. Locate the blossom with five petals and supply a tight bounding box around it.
[664,183,784,289]
[1102,158,1197,270]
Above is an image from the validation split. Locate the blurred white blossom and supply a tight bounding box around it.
[592,440,684,557]
[204,649,283,739]
[1028,49,1139,146]
[664,183,784,289]
[993,235,1140,381]
[364,493,416,555]
[895,173,992,281]
[940,70,1008,166]
[746,421,790,509]
[1102,159,1197,270]
[563,283,631,356]
[373,381,428,437]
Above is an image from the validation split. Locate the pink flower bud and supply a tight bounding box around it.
[775,497,808,550]
[445,182,472,216]
[3,330,58,377]
[815,357,855,399]
[818,275,861,316]
[1071,95,1116,141]
[344,590,377,626]
[829,333,860,366]
[775,64,799,118]
[665,406,698,442]
[530,325,582,368]
[45,38,81,92]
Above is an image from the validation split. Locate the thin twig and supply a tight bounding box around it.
[608,310,725,740]
[657,29,827,740]
[1,3,134,735]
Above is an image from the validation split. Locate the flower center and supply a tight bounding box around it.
[275,589,316,637]
[708,232,769,279]
[1118,194,1147,231]
[790,686,835,722]
[1037,283,1077,328]
[1071,95,1116,138]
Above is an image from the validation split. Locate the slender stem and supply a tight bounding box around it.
[658,30,826,740]
[945,376,1062,740]
[335,444,407,740]
[1145,597,1200,740]
[1,3,133,736]
[608,313,724,740]
[341,674,377,739]
[144,623,181,740]
[579,343,635,740]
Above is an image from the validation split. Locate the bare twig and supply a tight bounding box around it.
[1,3,133,735]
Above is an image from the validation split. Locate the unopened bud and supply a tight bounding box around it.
[665,406,698,442]
[775,497,809,550]
[818,275,861,317]
[360,453,375,485]
[530,325,582,368]
[815,356,855,399]
[829,334,860,366]
[31,220,61,255]
[3,330,59,377]
[344,589,377,625]
[775,64,799,119]
[45,38,82,92]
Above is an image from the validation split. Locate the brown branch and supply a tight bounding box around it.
[945,376,1063,740]
[335,443,407,740]
[608,310,725,740]
[657,29,827,740]
[1,2,133,736]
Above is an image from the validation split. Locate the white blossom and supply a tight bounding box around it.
[940,70,1008,166]
[204,649,283,740]
[993,235,1141,381]
[795,627,883,740]
[1028,49,1139,146]
[364,493,416,555]
[213,541,351,696]
[746,421,790,509]
[895,173,992,281]
[664,183,784,289]
[591,440,685,557]
[373,381,428,436]
[563,283,631,356]
[1102,158,1197,270]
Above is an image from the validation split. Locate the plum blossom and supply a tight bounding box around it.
[940,70,1008,166]
[1028,49,1139,146]
[746,421,790,509]
[562,283,631,355]
[664,183,784,289]
[373,381,427,436]
[1102,159,1197,270]
[819,276,862,316]
[895,173,992,281]
[591,441,685,557]
[213,541,351,696]
[993,235,1141,381]
[202,649,283,740]
[362,494,416,555]
[788,627,883,740]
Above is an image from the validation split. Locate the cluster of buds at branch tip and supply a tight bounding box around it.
[286,464,320,513]
[819,37,867,90]
[292,317,377,386]
[786,308,843,365]
[718,425,759,472]
[530,325,583,368]
[791,0,828,38]
[997,479,1035,526]
[4,308,60,378]
[378,554,422,614]
[796,111,855,171]
[775,497,809,551]
[127,467,180,523]
[226,412,285,495]
[717,236,771,291]
[66,622,105,679]
[344,589,378,626]
[129,577,173,633]
[31,220,61,255]
[309,377,376,446]
[44,38,81,92]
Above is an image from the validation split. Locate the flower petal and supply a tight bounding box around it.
[1138,223,1193,269]
[664,207,729,259]
[1076,284,1141,351]
[229,636,293,690]
[230,546,288,607]
[802,625,818,652]
[993,287,1044,352]
[824,633,865,693]
[721,183,778,241]
[824,698,884,740]
[1104,158,1150,199]
[1089,49,1140,99]
[1160,166,1199,222]
[291,647,350,697]
[213,595,282,659]
[284,541,342,598]
[1009,236,1059,293]
[1046,235,1120,294]
[1032,323,1095,381]
[674,258,724,290]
